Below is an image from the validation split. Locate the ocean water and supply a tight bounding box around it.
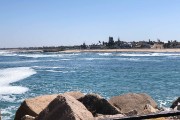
[0,50,180,119]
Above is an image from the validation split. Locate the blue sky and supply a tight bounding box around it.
[0,0,180,48]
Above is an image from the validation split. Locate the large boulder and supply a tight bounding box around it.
[78,94,120,116]
[35,94,94,120]
[108,93,158,114]
[64,91,84,99]
[170,97,180,109]
[14,94,58,120]
[15,91,84,120]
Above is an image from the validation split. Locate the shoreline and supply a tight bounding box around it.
[60,49,180,53]
[2,48,180,53]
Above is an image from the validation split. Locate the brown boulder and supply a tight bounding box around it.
[78,94,120,116]
[64,91,84,99]
[35,94,94,120]
[108,93,158,114]
[170,97,180,109]
[15,91,84,120]
[14,94,58,120]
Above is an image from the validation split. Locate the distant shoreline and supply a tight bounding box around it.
[61,49,180,53]
[2,48,180,53]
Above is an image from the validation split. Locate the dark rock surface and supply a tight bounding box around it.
[171,97,180,109]
[78,94,120,116]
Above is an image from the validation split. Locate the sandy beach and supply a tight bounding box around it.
[61,49,180,53]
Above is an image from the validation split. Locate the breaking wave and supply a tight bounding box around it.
[0,67,36,94]
[116,53,180,57]
[17,53,79,58]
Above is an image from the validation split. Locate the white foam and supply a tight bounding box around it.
[158,98,175,108]
[18,54,60,58]
[119,58,141,61]
[82,58,112,60]
[60,59,71,61]
[46,70,69,73]
[17,53,79,58]
[81,57,140,61]
[32,66,65,69]
[0,86,28,94]
[1,106,17,120]
[0,95,16,102]
[0,67,36,94]
[0,60,40,64]
[97,53,112,56]
[0,50,17,57]
[116,53,180,57]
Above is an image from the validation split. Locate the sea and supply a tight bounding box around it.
[0,50,180,120]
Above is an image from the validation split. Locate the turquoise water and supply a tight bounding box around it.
[0,51,180,119]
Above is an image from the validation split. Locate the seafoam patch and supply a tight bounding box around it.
[0,67,36,94]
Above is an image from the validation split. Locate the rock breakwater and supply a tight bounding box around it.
[14,91,180,120]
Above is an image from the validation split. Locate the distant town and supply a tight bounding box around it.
[1,37,180,52]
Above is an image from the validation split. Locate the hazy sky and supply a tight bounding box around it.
[0,0,180,48]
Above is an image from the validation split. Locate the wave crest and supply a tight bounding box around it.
[0,67,36,94]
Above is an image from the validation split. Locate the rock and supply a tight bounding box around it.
[78,94,120,116]
[109,93,158,114]
[21,115,35,120]
[15,91,84,120]
[170,97,180,109]
[140,104,158,115]
[124,110,138,116]
[174,103,180,111]
[14,94,58,120]
[64,91,84,99]
[95,114,124,120]
[35,94,94,120]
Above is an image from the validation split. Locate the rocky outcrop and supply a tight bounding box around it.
[35,94,94,120]
[14,94,58,120]
[108,93,158,114]
[78,94,120,116]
